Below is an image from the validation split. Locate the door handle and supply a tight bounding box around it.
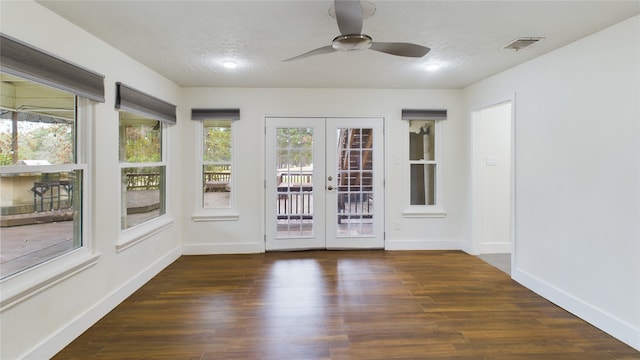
[327,185,334,191]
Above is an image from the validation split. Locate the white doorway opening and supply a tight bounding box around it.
[471,101,514,257]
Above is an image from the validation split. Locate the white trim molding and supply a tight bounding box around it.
[0,250,100,312]
[22,247,182,360]
[182,242,264,255]
[385,239,461,251]
[513,267,640,351]
[116,217,174,252]
[191,211,240,222]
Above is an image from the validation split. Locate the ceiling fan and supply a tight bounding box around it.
[284,0,430,61]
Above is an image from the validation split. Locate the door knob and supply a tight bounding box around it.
[327,185,334,191]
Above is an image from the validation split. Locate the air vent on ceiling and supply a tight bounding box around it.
[503,37,545,51]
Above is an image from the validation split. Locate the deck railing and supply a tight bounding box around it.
[125,173,161,190]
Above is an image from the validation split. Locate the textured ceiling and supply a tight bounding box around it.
[38,1,639,89]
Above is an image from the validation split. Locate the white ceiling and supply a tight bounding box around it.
[38,1,639,89]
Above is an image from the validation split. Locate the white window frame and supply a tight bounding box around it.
[116,118,173,252]
[191,119,239,221]
[402,119,446,218]
[0,97,99,311]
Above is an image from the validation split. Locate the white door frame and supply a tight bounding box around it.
[265,116,385,251]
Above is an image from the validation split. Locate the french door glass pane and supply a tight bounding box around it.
[276,128,314,238]
[336,128,374,237]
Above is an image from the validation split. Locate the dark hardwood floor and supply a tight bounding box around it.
[54,251,639,359]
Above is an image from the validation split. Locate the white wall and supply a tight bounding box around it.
[2,1,637,357]
[464,16,640,350]
[180,88,469,253]
[0,2,183,359]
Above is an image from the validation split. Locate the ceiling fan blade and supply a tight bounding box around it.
[370,42,431,58]
[335,0,363,35]
[283,45,336,62]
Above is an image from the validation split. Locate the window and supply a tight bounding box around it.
[191,108,239,220]
[0,74,85,278]
[115,82,175,233]
[402,109,446,217]
[202,120,232,208]
[409,120,437,205]
[118,113,166,230]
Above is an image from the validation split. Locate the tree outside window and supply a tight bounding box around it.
[119,113,166,229]
[202,120,232,208]
[0,74,84,278]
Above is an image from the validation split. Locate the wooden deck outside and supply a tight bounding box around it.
[53,251,639,359]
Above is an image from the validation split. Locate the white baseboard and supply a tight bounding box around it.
[479,242,512,254]
[385,239,461,251]
[182,242,265,255]
[24,247,182,360]
[513,266,640,351]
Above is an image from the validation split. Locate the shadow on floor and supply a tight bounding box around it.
[477,253,511,275]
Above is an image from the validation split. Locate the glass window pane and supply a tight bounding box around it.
[410,164,436,205]
[121,166,165,229]
[203,120,231,162]
[409,120,435,161]
[0,170,82,278]
[119,113,161,163]
[1,75,76,166]
[1,73,83,279]
[203,164,231,208]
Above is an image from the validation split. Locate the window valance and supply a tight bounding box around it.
[191,108,240,121]
[1,33,105,103]
[401,109,447,120]
[115,82,176,124]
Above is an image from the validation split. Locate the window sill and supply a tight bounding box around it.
[0,248,100,312]
[191,211,240,222]
[117,216,174,252]
[402,208,447,218]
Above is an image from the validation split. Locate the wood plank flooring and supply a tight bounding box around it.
[54,251,640,359]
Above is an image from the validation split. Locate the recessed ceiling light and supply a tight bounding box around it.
[222,60,238,69]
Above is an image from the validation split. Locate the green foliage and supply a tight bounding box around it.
[276,128,313,168]
[204,126,231,162]
[0,120,73,165]
[0,132,12,165]
[121,123,161,163]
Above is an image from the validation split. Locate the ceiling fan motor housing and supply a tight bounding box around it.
[332,34,373,51]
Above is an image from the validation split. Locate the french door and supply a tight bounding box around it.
[265,117,384,250]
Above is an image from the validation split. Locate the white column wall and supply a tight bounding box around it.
[472,103,512,254]
[180,88,468,253]
[0,2,183,359]
[463,16,640,350]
